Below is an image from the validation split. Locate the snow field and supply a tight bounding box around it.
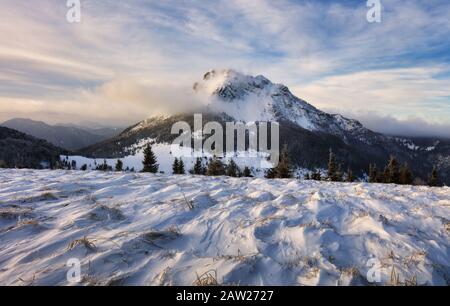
[0,169,448,286]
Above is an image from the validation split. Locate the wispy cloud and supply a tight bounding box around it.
[349,112,450,139]
[295,66,450,124]
[0,0,449,136]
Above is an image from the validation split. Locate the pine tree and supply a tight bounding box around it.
[327,149,338,181]
[243,166,252,177]
[386,156,400,184]
[226,159,239,177]
[178,158,185,175]
[142,144,159,173]
[115,159,123,172]
[399,163,413,185]
[206,157,225,176]
[274,145,293,179]
[346,167,354,182]
[383,165,390,183]
[265,168,276,179]
[192,158,204,175]
[335,164,343,182]
[428,166,440,187]
[304,173,311,180]
[172,158,180,174]
[311,169,322,181]
[376,171,385,183]
[96,159,109,171]
[369,164,378,183]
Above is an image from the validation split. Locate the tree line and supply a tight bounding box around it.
[73,143,443,187]
[122,144,253,178]
[301,149,442,187]
[262,146,442,187]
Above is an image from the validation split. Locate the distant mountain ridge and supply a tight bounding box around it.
[1,118,121,150]
[0,126,66,169]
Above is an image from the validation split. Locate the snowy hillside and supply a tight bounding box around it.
[194,69,367,136]
[0,169,448,286]
[64,138,273,176]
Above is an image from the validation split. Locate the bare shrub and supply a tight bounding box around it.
[194,270,219,286]
[68,236,97,251]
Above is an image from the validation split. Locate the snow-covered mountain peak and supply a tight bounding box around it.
[193,69,366,135]
[194,69,272,99]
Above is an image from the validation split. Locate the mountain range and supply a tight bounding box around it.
[0,126,66,169]
[1,118,121,150]
[77,69,450,184]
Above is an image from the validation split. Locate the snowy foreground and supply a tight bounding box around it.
[0,169,449,286]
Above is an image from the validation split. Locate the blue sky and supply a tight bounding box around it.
[0,0,450,136]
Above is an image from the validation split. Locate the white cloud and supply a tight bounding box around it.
[294,66,450,124]
[349,112,450,139]
[0,0,449,135]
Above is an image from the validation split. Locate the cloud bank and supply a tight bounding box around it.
[344,112,450,139]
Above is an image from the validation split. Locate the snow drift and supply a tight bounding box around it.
[0,169,448,286]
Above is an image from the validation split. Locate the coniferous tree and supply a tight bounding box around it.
[115,159,123,172]
[80,164,87,171]
[192,158,205,175]
[226,159,239,177]
[428,166,441,187]
[304,173,311,180]
[382,165,390,183]
[172,158,180,174]
[335,164,343,182]
[206,157,226,176]
[142,144,159,173]
[399,163,413,185]
[95,160,104,171]
[369,164,378,183]
[327,149,338,181]
[243,166,252,178]
[60,160,67,169]
[265,168,276,179]
[311,169,322,181]
[413,177,426,186]
[386,156,400,184]
[178,158,185,175]
[274,146,293,179]
[376,172,384,183]
[346,167,354,183]
[96,159,107,171]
